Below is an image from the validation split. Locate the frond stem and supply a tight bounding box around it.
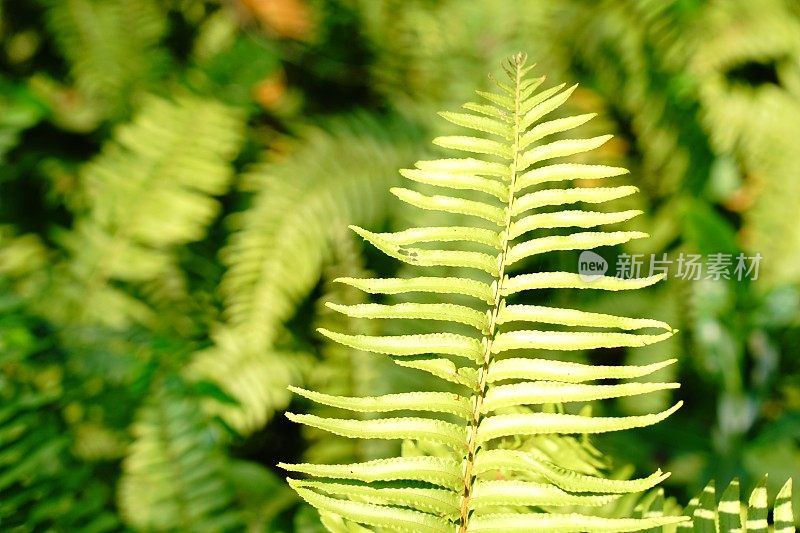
[458,52,526,532]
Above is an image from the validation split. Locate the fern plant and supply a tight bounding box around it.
[118,375,242,532]
[280,53,687,531]
[49,93,245,329]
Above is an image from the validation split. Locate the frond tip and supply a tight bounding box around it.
[283,53,684,532]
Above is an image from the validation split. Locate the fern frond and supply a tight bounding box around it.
[40,0,169,122]
[674,477,796,532]
[118,376,242,531]
[187,329,305,435]
[49,93,244,328]
[282,54,686,531]
[689,0,800,286]
[192,116,417,435]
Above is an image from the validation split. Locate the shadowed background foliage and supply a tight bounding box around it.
[1,0,799,530]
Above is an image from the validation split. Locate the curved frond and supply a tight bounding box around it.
[283,54,684,531]
[40,0,168,123]
[118,377,242,531]
[675,477,796,533]
[192,116,418,435]
[50,93,245,328]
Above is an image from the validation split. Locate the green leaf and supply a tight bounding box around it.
[326,302,490,332]
[317,329,483,361]
[286,413,467,449]
[506,231,647,265]
[691,480,717,533]
[718,479,742,533]
[519,113,597,150]
[519,83,566,115]
[439,111,512,138]
[351,226,499,274]
[319,511,373,532]
[476,89,515,111]
[400,168,508,200]
[291,484,451,533]
[393,357,478,389]
[468,512,688,532]
[512,185,638,216]
[290,479,460,519]
[497,304,672,331]
[462,101,507,120]
[491,329,674,353]
[774,478,794,533]
[473,449,669,494]
[349,225,503,249]
[415,157,509,177]
[481,381,679,411]
[518,76,546,100]
[746,477,768,532]
[470,480,618,508]
[518,135,613,171]
[391,187,506,225]
[515,163,629,192]
[278,457,462,490]
[509,210,642,239]
[520,84,578,130]
[636,488,665,533]
[503,272,664,295]
[477,402,682,442]
[335,276,494,303]
[676,496,699,532]
[433,135,513,159]
[487,358,677,383]
[289,387,471,418]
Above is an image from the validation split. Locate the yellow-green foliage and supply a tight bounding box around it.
[189,117,418,435]
[49,94,244,329]
[118,376,241,532]
[282,54,688,532]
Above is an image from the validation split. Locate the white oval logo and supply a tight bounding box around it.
[578,250,608,282]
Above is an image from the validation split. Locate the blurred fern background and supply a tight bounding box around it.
[1,0,799,530]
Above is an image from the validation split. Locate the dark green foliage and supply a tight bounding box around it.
[0,302,120,531]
